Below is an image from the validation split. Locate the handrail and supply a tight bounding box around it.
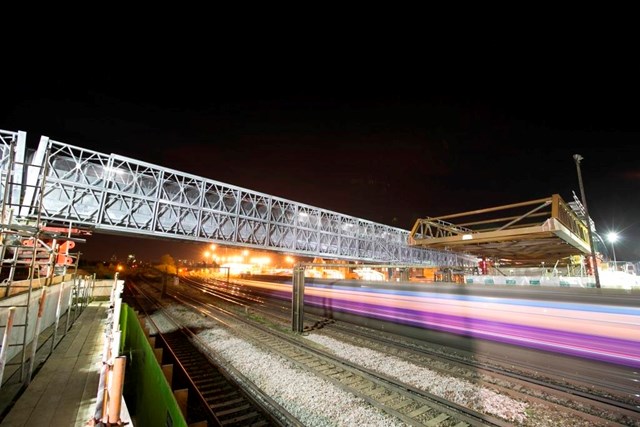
[408,195,592,265]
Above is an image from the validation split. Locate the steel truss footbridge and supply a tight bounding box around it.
[0,129,473,267]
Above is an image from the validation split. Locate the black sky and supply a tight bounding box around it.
[2,60,639,262]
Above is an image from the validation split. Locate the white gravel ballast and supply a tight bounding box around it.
[150,303,530,426]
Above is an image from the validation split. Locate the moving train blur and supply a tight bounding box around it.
[216,274,640,369]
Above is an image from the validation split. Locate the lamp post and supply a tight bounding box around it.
[573,154,601,288]
[607,232,618,271]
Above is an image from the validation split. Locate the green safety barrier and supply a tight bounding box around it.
[119,304,188,427]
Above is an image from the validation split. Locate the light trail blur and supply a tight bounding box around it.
[234,278,640,368]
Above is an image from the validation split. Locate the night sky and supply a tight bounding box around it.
[2,62,639,263]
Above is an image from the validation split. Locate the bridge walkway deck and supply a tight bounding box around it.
[0,301,108,427]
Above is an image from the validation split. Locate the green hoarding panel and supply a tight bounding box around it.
[121,304,188,427]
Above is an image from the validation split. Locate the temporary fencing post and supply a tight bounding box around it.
[0,307,16,388]
[26,287,48,385]
[51,282,65,353]
[65,276,75,332]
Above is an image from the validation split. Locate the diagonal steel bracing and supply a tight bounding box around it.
[1,131,473,266]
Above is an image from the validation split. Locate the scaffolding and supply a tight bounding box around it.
[0,130,86,391]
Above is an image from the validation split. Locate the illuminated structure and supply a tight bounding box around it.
[0,129,470,267]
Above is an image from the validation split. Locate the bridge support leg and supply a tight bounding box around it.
[292,265,305,333]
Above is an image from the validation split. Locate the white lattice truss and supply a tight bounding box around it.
[1,131,474,266]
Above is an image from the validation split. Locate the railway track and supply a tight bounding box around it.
[316,323,640,427]
[125,279,300,427]
[176,274,640,426]
[157,282,510,426]
[161,330,277,426]
[212,312,507,427]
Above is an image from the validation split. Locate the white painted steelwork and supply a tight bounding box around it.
[2,130,473,266]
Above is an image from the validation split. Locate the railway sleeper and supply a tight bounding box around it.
[202,388,238,400]
[424,413,450,426]
[210,396,246,410]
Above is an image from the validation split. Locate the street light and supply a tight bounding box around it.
[573,154,601,288]
[607,232,619,271]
